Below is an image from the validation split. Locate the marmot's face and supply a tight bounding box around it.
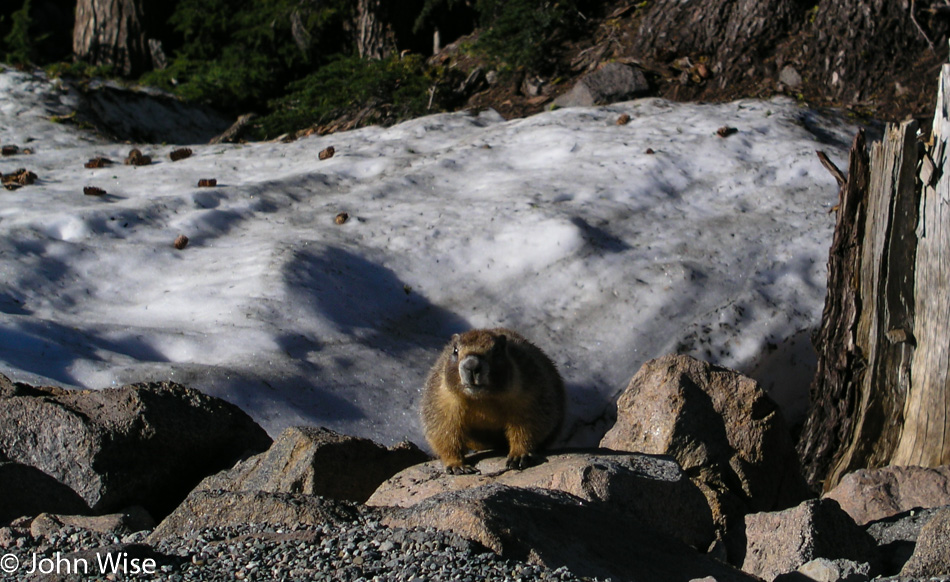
[449,331,508,396]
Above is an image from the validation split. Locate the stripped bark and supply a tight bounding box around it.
[892,64,950,466]
[800,65,950,491]
[797,130,871,490]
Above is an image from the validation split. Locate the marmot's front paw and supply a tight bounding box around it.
[505,454,537,470]
[445,463,480,475]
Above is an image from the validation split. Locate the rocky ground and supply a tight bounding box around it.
[2,355,950,581]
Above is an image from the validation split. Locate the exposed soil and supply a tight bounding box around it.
[439,1,950,129]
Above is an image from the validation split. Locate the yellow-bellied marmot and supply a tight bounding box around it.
[421,328,565,474]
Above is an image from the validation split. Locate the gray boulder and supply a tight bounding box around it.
[778,66,803,90]
[865,506,946,575]
[0,377,272,519]
[900,507,950,577]
[197,425,429,503]
[553,62,650,108]
[368,450,713,550]
[382,483,758,582]
[29,506,155,538]
[148,489,367,542]
[601,354,810,550]
[742,498,876,581]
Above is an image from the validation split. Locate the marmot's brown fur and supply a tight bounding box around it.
[421,328,565,474]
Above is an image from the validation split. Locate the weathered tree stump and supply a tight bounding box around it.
[892,64,950,467]
[799,63,950,491]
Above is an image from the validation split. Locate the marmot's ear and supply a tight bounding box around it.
[451,333,460,343]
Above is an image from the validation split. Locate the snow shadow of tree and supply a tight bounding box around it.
[282,245,470,354]
[0,320,167,387]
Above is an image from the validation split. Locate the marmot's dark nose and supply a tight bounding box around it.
[459,356,488,386]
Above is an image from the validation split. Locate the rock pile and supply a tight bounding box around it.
[1,355,950,581]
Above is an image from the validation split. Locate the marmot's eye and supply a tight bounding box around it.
[451,346,459,361]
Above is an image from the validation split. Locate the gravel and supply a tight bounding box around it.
[0,520,606,581]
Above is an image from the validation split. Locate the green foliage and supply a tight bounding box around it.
[256,54,463,139]
[141,0,349,112]
[474,0,580,73]
[2,0,584,138]
[45,60,115,80]
[414,0,580,73]
[3,0,43,65]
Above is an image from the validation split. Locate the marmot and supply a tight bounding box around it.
[421,328,565,474]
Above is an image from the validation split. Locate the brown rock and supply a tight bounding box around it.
[742,498,875,581]
[29,506,154,538]
[173,234,189,249]
[695,62,711,80]
[368,450,713,550]
[334,212,349,225]
[0,527,19,548]
[786,558,870,582]
[319,146,335,160]
[601,354,810,546]
[197,178,217,187]
[900,507,950,577]
[83,186,106,196]
[824,465,950,525]
[383,483,758,582]
[198,426,429,503]
[148,489,367,542]
[866,506,944,575]
[0,380,271,519]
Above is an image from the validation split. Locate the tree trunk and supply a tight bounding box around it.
[631,0,803,86]
[73,0,147,76]
[356,0,394,60]
[627,0,948,117]
[799,64,950,491]
[805,0,934,103]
